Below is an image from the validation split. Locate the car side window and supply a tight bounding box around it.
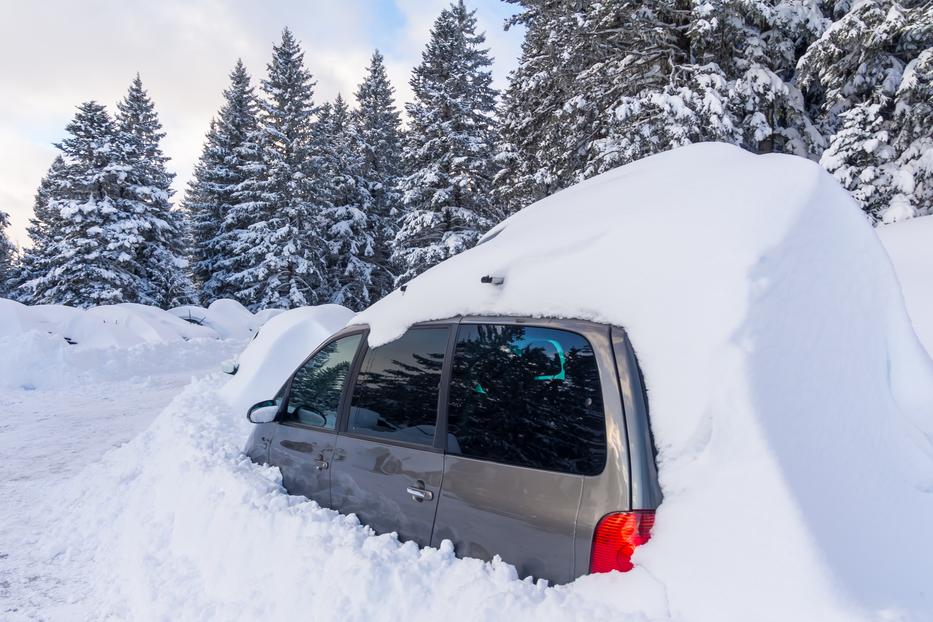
[285,333,363,429]
[347,327,449,446]
[446,324,607,475]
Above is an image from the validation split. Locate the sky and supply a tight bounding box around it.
[0,0,523,248]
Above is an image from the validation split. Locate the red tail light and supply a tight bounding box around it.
[589,510,655,573]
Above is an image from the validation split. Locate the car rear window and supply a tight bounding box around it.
[446,323,607,475]
[347,327,449,447]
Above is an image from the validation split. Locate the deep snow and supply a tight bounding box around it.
[879,215,933,355]
[2,144,932,622]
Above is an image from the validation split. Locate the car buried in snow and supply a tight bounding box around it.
[243,314,661,584]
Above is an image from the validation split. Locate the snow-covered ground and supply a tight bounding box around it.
[2,145,932,622]
[879,215,933,355]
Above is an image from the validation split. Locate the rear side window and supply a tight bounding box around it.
[347,327,449,446]
[447,324,607,475]
[286,333,362,429]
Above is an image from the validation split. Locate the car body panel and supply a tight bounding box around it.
[268,423,336,507]
[432,454,582,583]
[331,434,444,545]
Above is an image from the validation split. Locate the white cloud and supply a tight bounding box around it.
[0,0,522,249]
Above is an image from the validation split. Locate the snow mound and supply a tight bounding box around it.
[0,299,278,389]
[351,143,933,620]
[220,304,355,414]
[879,215,933,355]
[169,299,268,340]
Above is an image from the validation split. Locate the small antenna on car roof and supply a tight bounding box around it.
[481,275,504,285]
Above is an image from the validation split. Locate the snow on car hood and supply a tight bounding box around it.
[219,304,355,414]
[354,142,933,620]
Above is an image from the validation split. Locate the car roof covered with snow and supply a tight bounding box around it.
[354,142,933,620]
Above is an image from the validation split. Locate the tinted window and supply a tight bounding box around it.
[348,328,448,446]
[447,324,606,475]
[286,333,362,429]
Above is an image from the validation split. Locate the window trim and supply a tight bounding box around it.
[338,322,457,453]
[443,318,610,476]
[277,328,368,434]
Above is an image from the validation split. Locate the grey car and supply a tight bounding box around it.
[244,316,661,584]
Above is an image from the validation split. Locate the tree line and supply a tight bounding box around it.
[1,0,931,310]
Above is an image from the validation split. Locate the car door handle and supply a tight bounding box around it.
[311,459,329,471]
[406,486,434,502]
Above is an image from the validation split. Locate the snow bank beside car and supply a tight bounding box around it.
[39,376,670,621]
[0,298,276,389]
[879,215,933,355]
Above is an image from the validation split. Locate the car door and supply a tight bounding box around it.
[330,325,452,546]
[268,332,364,508]
[431,321,610,584]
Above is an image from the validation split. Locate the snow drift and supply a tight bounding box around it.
[24,143,933,622]
[0,298,269,389]
[879,215,933,356]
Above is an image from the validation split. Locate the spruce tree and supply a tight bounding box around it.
[353,50,402,299]
[184,60,263,304]
[687,0,827,157]
[820,102,897,222]
[27,102,147,307]
[797,0,925,133]
[891,48,933,219]
[233,29,327,309]
[115,74,195,307]
[318,95,377,310]
[798,0,933,220]
[494,2,580,213]
[394,1,499,284]
[0,210,15,296]
[15,156,67,300]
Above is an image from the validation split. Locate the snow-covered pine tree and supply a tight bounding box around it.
[494,2,581,213]
[688,0,827,157]
[572,0,741,176]
[353,50,402,299]
[115,74,195,307]
[232,29,327,309]
[184,60,264,305]
[184,121,223,297]
[798,0,922,134]
[394,0,499,284]
[890,47,933,219]
[798,0,933,220]
[13,156,67,301]
[317,95,378,310]
[0,210,15,296]
[820,102,897,222]
[26,102,147,307]
[496,1,743,199]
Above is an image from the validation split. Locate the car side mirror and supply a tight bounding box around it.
[247,400,279,424]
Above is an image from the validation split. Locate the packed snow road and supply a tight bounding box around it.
[0,353,239,620]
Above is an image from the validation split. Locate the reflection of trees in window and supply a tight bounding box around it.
[350,328,447,438]
[448,324,607,475]
[288,335,360,422]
